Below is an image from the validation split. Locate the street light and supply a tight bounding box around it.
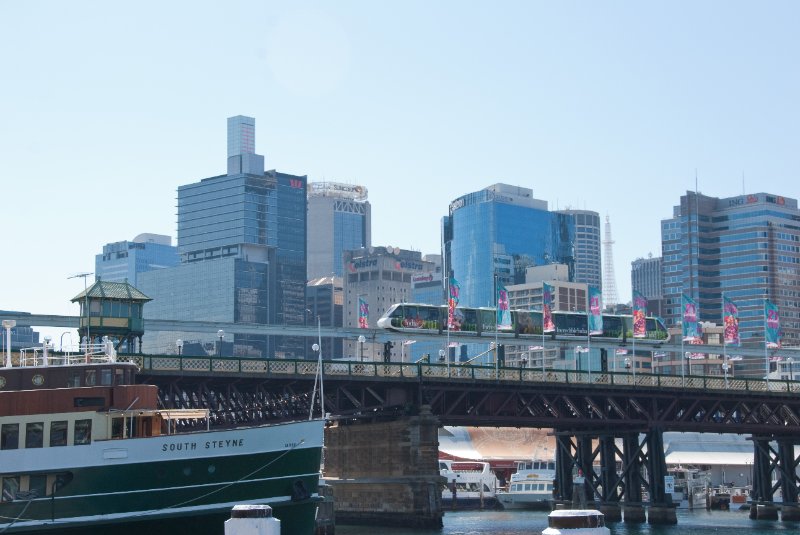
[68,272,93,358]
[624,357,631,375]
[43,335,52,366]
[788,357,795,381]
[217,330,225,357]
[2,319,15,368]
[176,339,183,356]
[358,335,366,362]
[438,349,446,363]
[722,357,730,388]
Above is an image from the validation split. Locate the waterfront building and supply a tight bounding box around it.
[95,233,179,285]
[307,182,371,280]
[556,209,602,290]
[138,115,308,358]
[631,254,664,318]
[661,191,800,352]
[443,183,575,309]
[343,246,437,361]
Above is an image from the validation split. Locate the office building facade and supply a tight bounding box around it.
[95,233,179,285]
[443,183,575,309]
[631,255,664,317]
[661,191,800,348]
[307,182,371,280]
[556,209,602,290]
[139,115,307,358]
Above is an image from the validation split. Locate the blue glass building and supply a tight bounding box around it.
[95,233,179,285]
[139,116,307,358]
[661,191,800,349]
[443,184,575,309]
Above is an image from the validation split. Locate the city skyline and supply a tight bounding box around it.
[2,2,799,326]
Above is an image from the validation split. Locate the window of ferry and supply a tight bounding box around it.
[100,369,112,386]
[25,422,44,448]
[50,421,68,446]
[115,368,125,385]
[28,475,47,497]
[74,420,92,445]
[1,424,19,450]
[2,476,19,502]
[85,369,96,386]
[68,371,81,387]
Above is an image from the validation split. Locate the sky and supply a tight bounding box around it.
[1,1,799,334]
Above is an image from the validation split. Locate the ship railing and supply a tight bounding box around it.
[18,341,116,367]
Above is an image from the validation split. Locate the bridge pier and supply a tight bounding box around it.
[323,405,443,529]
[622,433,646,524]
[645,428,676,525]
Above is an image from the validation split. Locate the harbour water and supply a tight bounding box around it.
[336,509,799,534]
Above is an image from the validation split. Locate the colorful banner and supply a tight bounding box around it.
[588,286,603,335]
[632,291,647,338]
[765,299,781,349]
[448,277,460,330]
[681,293,700,341]
[496,282,512,330]
[358,296,369,328]
[723,296,740,346]
[542,282,555,333]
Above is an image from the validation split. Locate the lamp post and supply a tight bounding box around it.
[43,335,52,366]
[624,357,632,382]
[2,319,15,368]
[439,349,446,363]
[358,335,365,362]
[788,357,794,381]
[722,357,730,388]
[176,339,183,356]
[217,329,225,357]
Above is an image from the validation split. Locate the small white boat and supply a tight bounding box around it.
[542,509,610,535]
[668,467,709,509]
[497,459,555,510]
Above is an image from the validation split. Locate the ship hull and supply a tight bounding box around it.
[0,420,324,535]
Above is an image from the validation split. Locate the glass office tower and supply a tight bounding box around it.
[556,209,602,290]
[95,233,179,286]
[661,191,800,349]
[443,183,575,309]
[139,116,307,358]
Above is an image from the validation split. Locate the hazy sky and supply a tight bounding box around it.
[2,1,799,332]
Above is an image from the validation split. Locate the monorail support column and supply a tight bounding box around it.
[645,428,676,525]
[749,437,779,520]
[777,439,800,521]
[323,405,444,528]
[622,433,646,523]
[554,434,575,507]
[598,434,621,522]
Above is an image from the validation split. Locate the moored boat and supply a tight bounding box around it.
[0,350,323,534]
[439,460,501,510]
[497,458,555,510]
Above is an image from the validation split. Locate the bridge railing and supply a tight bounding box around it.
[124,355,800,394]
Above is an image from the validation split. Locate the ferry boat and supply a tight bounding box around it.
[542,509,610,535]
[668,467,709,510]
[0,349,324,534]
[439,460,501,509]
[497,458,556,510]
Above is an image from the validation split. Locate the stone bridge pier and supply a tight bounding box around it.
[322,405,444,528]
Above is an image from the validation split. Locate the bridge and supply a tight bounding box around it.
[124,353,800,525]
[5,311,800,526]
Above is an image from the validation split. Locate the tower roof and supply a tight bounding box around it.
[71,280,152,303]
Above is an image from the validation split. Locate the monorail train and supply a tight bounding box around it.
[376,303,670,343]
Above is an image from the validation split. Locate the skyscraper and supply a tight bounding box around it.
[631,255,663,317]
[307,181,371,280]
[442,183,575,309]
[139,116,307,357]
[556,209,602,290]
[95,233,179,285]
[661,191,800,347]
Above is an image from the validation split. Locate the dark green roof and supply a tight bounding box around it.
[71,280,152,303]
